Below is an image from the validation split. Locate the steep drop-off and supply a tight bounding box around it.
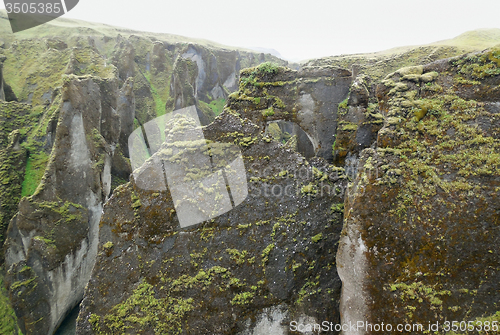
[0,12,288,334]
[76,64,348,334]
[1,11,500,334]
[338,49,500,333]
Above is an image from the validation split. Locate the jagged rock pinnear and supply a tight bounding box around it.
[76,64,348,334]
[4,75,122,335]
[227,64,352,161]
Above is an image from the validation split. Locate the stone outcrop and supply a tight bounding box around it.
[76,98,347,334]
[337,49,500,333]
[2,12,499,335]
[4,75,121,335]
[227,64,352,162]
[0,21,290,335]
[332,74,384,166]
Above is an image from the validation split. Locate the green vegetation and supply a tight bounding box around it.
[453,48,500,79]
[94,281,194,335]
[38,200,85,223]
[340,122,358,131]
[0,102,45,248]
[103,241,114,249]
[93,265,248,334]
[338,98,348,110]
[0,268,22,335]
[231,291,254,305]
[143,70,169,117]
[131,191,142,209]
[261,243,275,266]
[261,107,275,117]
[296,279,321,304]
[307,29,500,80]
[331,203,344,213]
[21,151,48,197]
[226,249,248,265]
[389,282,451,319]
[208,98,226,116]
[311,233,323,243]
[301,183,317,196]
[446,311,500,335]
[256,62,280,75]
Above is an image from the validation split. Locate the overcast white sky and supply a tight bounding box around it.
[2,0,500,61]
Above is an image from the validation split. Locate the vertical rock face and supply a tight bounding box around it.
[337,49,500,332]
[227,64,352,162]
[116,77,135,158]
[333,74,384,166]
[0,26,289,334]
[4,76,121,335]
[77,109,347,334]
[169,44,288,125]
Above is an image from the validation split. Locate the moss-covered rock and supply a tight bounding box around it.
[226,64,352,161]
[77,107,347,334]
[337,48,500,333]
[333,75,384,166]
[4,76,121,335]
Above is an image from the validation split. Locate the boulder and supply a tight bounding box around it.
[76,109,347,334]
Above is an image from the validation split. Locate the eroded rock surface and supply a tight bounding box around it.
[227,64,352,161]
[76,109,347,334]
[4,76,120,335]
[0,21,289,334]
[338,49,500,333]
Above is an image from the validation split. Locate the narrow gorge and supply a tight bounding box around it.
[0,10,499,335]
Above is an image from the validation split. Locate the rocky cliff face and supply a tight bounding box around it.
[4,75,122,335]
[2,13,500,335]
[337,49,500,333]
[76,104,347,334]
[227,64,352,161]
[0,21,290,335]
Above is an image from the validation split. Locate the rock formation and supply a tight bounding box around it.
[4,75,121,335]
[1,12,500,334]
[76,105,347,335]
[337,49,500,333]
[0,16,290,335]
[227,64,352,161]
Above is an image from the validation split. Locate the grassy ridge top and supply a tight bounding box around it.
[431,28,500,49]
[305,28,500,80]
[0,9,247,51]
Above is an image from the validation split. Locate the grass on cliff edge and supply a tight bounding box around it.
[21,151,48,198]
